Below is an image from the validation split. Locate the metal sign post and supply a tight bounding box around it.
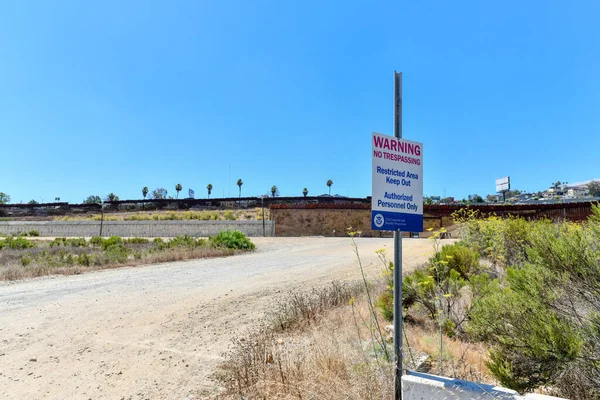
[371,72,423,400]
[393,70,403,400]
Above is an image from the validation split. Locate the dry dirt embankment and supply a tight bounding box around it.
[0,237,438,399]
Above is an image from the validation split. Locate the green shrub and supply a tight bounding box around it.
[77,252,91,266]
[49,238,65,247]
[21,254,33,266]
[0,236,36,250]
[101,236,124,250]
[377,288,394,321]
[103,243,129,263]
[431,243,480,279]
[89,236,105,247]
[65,253,75,265]
[210,230,255,250]
[465,205,600,398]
[125,238,150,245]
[70,238,89,247]
[454,209,536,267]
[153,238,164,244]
[469,265,583,393]
[155,235,206,250]
[28,230,40,237]
[50,237,88,247]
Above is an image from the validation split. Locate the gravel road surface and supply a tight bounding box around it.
[0,237,438,399]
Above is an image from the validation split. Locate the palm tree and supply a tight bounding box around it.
[54,197,60,202]
[105,193,119,202]
[237,179,243,197]
[326,179,333,196]
[175,183,182,199]
[142,187,149,199]
[207,183,213,198]
[302,188,308,197]
[271,185,278,198]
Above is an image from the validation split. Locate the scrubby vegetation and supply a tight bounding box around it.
[0,231,255,281]
[463,208,600,399]
[377,206,600,399]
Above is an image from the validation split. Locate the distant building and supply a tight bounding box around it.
[566,186,589,197]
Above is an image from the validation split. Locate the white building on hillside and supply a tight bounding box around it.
[566,185,589,197]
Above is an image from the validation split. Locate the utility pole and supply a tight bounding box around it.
[393,71,403,400]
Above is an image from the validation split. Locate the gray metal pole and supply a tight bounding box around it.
[99,203,104,237]
[262,197,266,236]
[393,71,403,400]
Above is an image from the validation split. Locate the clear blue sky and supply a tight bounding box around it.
[2,0,599,203]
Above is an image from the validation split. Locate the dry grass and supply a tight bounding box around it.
[53,208,270,222]
[214,280,493,399]
[404,322,492,383]
[216,281,393,399]
[0,245,237,281]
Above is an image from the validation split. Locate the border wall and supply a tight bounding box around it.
[269,202,598,237]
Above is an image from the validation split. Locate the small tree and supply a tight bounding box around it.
[151,188,168,199]
[326,179,333,195]
[271,185,278,198]
[83,195,102,205]
[142,187,149,199]
[302,188,309,197]
[587,181,600,197]
[28,199,39,205]
[237,179,243,198]
[0,192,10,204]
[207,183,213,198]
[505,189,522,199]
[105,193,119,202]
[54,197,60,202]
[175,183,183,199]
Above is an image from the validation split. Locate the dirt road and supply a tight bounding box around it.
[0,237,439,399]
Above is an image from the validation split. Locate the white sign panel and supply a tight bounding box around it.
[495,177,510,192]
[371,132,423,231]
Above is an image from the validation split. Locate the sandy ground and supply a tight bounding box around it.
[0,237,442,400]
